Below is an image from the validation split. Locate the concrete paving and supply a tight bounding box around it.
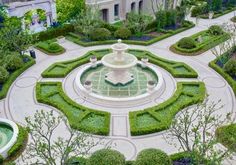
[1,11,236,164]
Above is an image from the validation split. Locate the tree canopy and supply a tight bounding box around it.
[56,0,86,23]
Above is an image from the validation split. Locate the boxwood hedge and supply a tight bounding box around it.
[41,49,198,78]
[129,82,206,135]
[0,55,35,99]
[170,30,229,56]
[209,59,236,96]
[66,22,195,47]
[36,82,110,135]
[35,40,65,55]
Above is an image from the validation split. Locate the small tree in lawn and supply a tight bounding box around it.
[74,6,102,39]
[21,110,101,165]
[164,98,233,165]
[125,12,152,37]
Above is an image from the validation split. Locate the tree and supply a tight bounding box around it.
[74,6,102,39]
[21,110,101,165]
[56,0,86,23]
[164,98,233,164]
[0,17,35,55]
[125,12,153,37]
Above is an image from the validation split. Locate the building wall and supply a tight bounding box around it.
[86,0,166,23]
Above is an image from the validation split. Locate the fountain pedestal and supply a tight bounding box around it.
[102,39,137,85]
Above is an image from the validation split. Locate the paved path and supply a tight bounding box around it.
[1,11,236,164]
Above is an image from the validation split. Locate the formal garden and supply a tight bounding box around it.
[0,0,235,165]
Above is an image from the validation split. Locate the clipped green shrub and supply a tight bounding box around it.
[49,42,61,51]
[0,155,3,163]
[89,28,111,41]
[100,22,118,32]
[7,125,28,158]
[224,59,236,77]
[0,67,9,83]
[87,149,126,165]
[66,156,87,165]
[208,25,224,35]
[5,55,24,71]
[178,37,197,49]
[135,149,172,165]
[114,27,132,39]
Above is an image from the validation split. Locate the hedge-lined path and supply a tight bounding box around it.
[2,11,236,164]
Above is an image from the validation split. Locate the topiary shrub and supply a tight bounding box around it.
[134,149,172,165]
[89,28,111,41]
[49,42,61,51]
[224,59,236,77]
[5,55,24,71]
[0,67,9,83]
[208,25,224,35]
[178,37,197,49]
[114,27,132,39]
[87,149,126,165]
[66,156,87,165]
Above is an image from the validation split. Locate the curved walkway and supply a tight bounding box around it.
[1,11,236,164]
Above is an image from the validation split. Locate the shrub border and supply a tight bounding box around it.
[66,23,195,47]
[36,82,110,135]
[170,31,229,56]
[0,56,35,100]
[35,45,66,56]
[129,82,206,136]
[199,7,236,19]
[209,59,236,95]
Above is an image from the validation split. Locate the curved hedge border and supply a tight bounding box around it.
[170,30,229,56]
[66,22,195,47]
[36,82,110,135]
[41,49,198,78]
[216,123,236,152]
[0,56,35,100]
[35,40,66,55]
[129,82,206,136]
[209,59,236,96]
[0,125,28,164]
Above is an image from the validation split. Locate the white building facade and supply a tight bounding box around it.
[86,0,180,23]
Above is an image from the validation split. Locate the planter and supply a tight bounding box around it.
[84,81,92,92]
[147,80,156,93]
[141,57,149,68]
[90,56,97,68]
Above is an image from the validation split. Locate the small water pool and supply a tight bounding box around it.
[0,124,13,149]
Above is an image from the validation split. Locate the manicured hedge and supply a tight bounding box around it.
[129,82,206,135]
[87,149,126,165]
[0,56,35,99]
[36,82,110,135]
[41,49,198,78]
[216,124,236,152]
[66,22,195,47]
[209,59,236,95]
[35,40,65,55]
[199,7,236,19]
[35,24,75,41]
[170,30,229,56]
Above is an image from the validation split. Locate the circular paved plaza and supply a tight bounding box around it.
[0,12,236,164]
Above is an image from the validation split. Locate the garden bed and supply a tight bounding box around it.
[129,82,206,136]
[35,39,65,55]
[199,7,236,19]
[209,48,236,95]
[66,22,195,47]
[216,124,236,152]
[41,49,198,78]
[170,30,229,56]
[0,55,35,99]
[36,82,110,135]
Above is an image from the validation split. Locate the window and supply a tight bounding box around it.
[114,4,119,17]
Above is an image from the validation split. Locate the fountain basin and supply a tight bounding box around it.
[0,118,19,158]
[75,61,164,107]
